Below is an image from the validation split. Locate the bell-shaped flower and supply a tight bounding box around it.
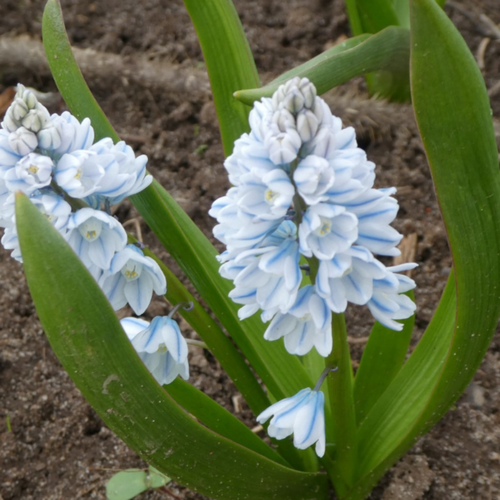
[299,203,358,261]
[8,127,38,156]
[99,245,167,315]
[264,285,332,357]
[54,150,104,198]
[293,155,335,205]
[66,208,127,270]
[257,387,326,457]
[121,316,189,386]
[4,153,53,194]
[85,138,151,206]
[367,263,417,330]
[345,188,402,256]
[316,246,387,313]
[237,169,294,222]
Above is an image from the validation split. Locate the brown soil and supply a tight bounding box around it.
[1,1,500,499]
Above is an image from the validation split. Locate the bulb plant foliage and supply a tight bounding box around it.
[7,0,500,500]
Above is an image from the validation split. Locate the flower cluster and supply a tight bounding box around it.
[210,77,416,356]
[210,77,417,456]
[0,84,189,386]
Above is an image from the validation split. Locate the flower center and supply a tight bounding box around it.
[77,218,103,242]
[28,164,39,175]
[315,217,331,237]
[75,167,83,180]
[265,189,279,204]
[121,261,143,281]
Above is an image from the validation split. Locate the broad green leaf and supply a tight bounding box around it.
[166,378,289,467]
[106,470,150,500]
[342,0,500,497]
[234,27,410,105]
[41,0,319,470]
[356,0,400,33]
[42,0,118,142]
[16,194,329,500]
[183,0,260,155]
[353,293,415,425]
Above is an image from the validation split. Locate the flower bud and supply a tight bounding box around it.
[16,84,38,110]
[272,108,296,133]
[8,127,37,156]
[10,98,29,122]
[297,109,320,142]
[298,78,317,109]
[21,106,50,133]
[38,123,62,150]
[1,113,19,133]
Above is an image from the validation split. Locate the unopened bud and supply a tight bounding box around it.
[297,109,320,142]
[298,78,317,109]
[16,84,38,110]
[284,89,305,114]
[8,127,37,156]
[38,123,62,151]
[265,129,301,165]
[22,106,49,133]
[1,113,19,133]
[272,108,296,133]
[10,98,29,122]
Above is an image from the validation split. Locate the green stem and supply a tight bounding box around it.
[324,312,357,497]
[345,0,365,36]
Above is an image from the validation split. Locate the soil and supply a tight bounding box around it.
[1,0,500,499]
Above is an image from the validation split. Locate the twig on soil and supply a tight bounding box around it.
[0,35,211,99]
[477,37,491,70]
[347,336,369,345]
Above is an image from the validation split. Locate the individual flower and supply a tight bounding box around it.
[99,244,167,315]
[46,111,94,156]
[4,153,53,194]
[8,127,38,156]
[299,203,358,261]
[264,285,332,357]
[293,155,334,205]
[121,316,189,386]
[85,138,151,206]
[257,387,325,457]
[54,150,104,198]
[65,208,127,270]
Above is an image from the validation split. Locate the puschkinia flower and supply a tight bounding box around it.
[99,245,167,315]
[210,77,417,356]
[121,316,189,386]
[257,388,326,457]
[66,208,127,270]
[4,153,53,194]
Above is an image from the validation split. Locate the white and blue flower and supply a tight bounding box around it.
[121,316,189,385]
[99,245,167,315]
[257,387,326,457]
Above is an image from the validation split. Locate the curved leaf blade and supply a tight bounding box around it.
[235,27,410,105]
[15,193,329,500]
[42,0,118,142]
[343,0,500,497]
[183,0,260,155]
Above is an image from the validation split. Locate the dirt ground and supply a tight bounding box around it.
[1,0,500,499]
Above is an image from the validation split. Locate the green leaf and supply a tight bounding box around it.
[106,466,170,500]
[41,0,319,469]
[106,470,150,500]
[183,0,260,155]
[356,0,400,33]
[234,27,410,105]
[353,293,415,425]
[166,378,289,467]
[15,194,329,500]
[341,0,500,497]
[42,0,118,142]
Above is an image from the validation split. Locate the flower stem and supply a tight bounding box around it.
[324,312,357,497]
